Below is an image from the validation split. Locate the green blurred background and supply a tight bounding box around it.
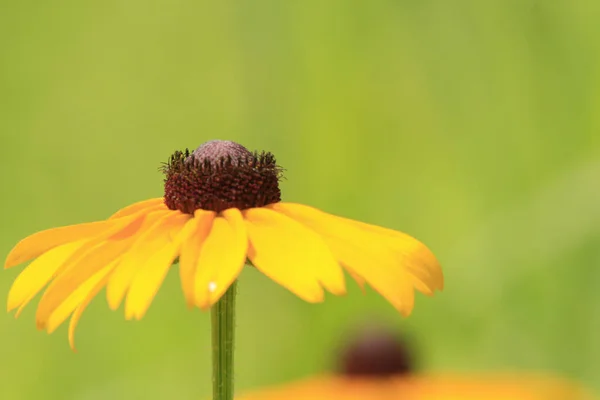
[1,0,599,398]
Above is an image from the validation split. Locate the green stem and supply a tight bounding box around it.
[211,280,237,400]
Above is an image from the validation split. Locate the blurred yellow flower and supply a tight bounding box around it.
[238,323,596,400]
[4,140,442,349]
[237,374,594,400]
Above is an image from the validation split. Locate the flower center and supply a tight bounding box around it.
[163,140,282,214]
[339,326,414,378]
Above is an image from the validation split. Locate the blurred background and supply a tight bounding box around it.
[1,0,599,399]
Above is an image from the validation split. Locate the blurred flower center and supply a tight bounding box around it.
[340,327,414,378]
[163,140,282,214]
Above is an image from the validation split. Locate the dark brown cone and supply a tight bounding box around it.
[339,326,415,378]
[163,140,282,214]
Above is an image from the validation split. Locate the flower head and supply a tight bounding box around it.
[163,140,282,213]
[5,140,443,349]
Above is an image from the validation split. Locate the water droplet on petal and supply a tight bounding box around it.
[208,282,217,293]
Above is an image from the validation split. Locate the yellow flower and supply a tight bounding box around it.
[4,140,443,349]
[237,324,596,400]
[236,374,595,400]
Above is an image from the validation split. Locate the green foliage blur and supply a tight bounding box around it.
[1,1,599,399]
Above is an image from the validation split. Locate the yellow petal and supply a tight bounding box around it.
[344,217,443,292]
[45,260,118,334]
[108,198,166,219]
[194,208,248,309]
[270,203,420,316]
[346,268,366,293]
[106,212,189,311]
[179,210,215,307]
[244,207,346,303]
[7,240,88,314]
[33,211,162,327]
[125,214,193,320]
[68,268,114,352]
[4,220,119,269]
[108,211,156,240]
[14,213,138,319]
[35,236,135,330]
[46,213,156,281]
